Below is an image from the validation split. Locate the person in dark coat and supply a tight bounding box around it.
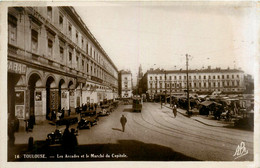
[120,115,127,132]
[173,105,177,118]
[62,123,71,153]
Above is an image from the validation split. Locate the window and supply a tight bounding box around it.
[204,83,206,87]
[87,63,89,73]
[189,76,191,79]
[204,76,206,79]
[174,76,176,80]
[76,56,79,67]
[213,76,215,79]
[218,75,220,79]
[59,14,63,28]
[169,76,172,80]
[48,39,53,57]
[237,81,240,86]
[179,76,181,79]
[194,83,197,87]
[86,43,89,54]
[237,75,239,78]
[209,76,211,79]
[76,32,78,43]
[227,75,229,79]
[60,46,64,61]
[232,75,234,79]
[8,15,17,44]
[232,81,234,86]
[199,83,201,87]
[69,52,72,62]
[47,7,52,21]
[155,76,157,80]
[194,76,196,79]
[82,38,84,48]
[68,23,72,36]
[160,76,162,80]
[218,82,220,87]
[184,76,186,79]
[82,60,84,70]
[222,81,225,86]
[31,29,38,52]
[150,77,152,80]
[125,77,127,80]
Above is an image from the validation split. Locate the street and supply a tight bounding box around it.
[77,102,253,161]
[12,102,253,161]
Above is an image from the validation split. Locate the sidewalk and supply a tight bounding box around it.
[15,114,80,145]
[163,104,234,127]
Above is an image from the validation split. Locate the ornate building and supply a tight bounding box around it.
[8,7,118,126]
[118,70,133,98]
[139,67,247,100]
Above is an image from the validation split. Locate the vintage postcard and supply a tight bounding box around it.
[0,1,259,168]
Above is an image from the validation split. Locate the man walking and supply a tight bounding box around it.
[173,105,177,118]
[120,115,127,132]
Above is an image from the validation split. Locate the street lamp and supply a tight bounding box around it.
[165,70,167,104]
[186,54,190,115]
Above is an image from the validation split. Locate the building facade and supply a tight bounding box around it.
[118,70,133,98]
[140,67,247,99]
[8,7,118,126]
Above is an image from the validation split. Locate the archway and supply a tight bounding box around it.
[46,76,56,120]
[28,73,42,124]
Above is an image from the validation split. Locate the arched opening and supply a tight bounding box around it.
[28,73,41,125]
[46,76,55,120]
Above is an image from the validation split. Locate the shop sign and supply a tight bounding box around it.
[8,61,26,74]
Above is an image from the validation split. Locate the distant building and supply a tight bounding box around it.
[139,67,249,100]
[118,70,133,98]
[136,64,144,94]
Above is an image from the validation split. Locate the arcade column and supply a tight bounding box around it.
[48,88,59,119]
[34,87,46,122]
[61,89,69,110]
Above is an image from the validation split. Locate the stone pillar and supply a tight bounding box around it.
[69,89,75,113]
[49,88,59,118]
[34,87,46,123]
[61,89,69,110]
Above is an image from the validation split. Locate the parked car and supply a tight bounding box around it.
[77,118,91,129]
[80,110,98,127]
[98,104,111,116]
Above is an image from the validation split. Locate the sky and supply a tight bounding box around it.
[74,2,257,85]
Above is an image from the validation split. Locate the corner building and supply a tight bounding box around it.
[118,70,133,98]
[8,7,118,126]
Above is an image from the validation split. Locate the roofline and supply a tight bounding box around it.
[64,7,118,72]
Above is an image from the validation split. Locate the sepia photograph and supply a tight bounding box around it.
[1,1,259,168]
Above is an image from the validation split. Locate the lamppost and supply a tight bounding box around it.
[165,70,167,104]
[186,54,190,115]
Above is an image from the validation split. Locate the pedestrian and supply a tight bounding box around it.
[120,115,127,132]
[68,128,78,153]
[173,105,177,118]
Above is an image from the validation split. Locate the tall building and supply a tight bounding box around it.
[118,70,133,98]
[139,67,247,100]
[8,7,118,127]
